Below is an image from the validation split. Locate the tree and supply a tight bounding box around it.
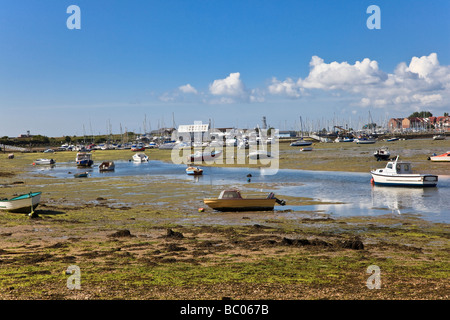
[444,112,449,117]
[64,136,72,143]
[408,111,433,118]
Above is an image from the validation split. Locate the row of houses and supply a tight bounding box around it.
[388,116,450,132]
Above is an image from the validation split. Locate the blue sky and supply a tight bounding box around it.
[1,0,449,137]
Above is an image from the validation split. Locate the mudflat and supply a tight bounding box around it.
[0,139,448,300]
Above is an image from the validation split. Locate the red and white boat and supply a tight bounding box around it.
[429,151,450,162]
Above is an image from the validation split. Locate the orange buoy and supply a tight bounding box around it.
[198,207,205,212]
[370,178,375,185]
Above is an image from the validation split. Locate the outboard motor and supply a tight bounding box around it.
[275,198,286,206]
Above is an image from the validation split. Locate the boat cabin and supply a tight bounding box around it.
[380,157,413,175]
[218,190,243,199]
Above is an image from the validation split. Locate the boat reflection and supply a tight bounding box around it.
[371,185,436,215]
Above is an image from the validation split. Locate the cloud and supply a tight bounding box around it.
[178,84,198,94]
[209,72,247,98]
[267,53,450,110]
[302,56,387,90]
[268,77,303,98]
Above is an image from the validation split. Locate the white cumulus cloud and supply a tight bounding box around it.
[178,84,198,94]
[209,72,247,98]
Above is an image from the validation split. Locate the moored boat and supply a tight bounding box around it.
[74,172,89,178]
[0,192,42,213]
[299,147,313,152]
[131,144,146,151]
[290,139,312,147]
[370,156,438,187]
[203,189,286,212]
[33,158,55,165]
[433,135,446,140]
[373,146,391,161]
[133,153,149,162]
[99,161,115,171]
[186,166,203,175]
[429,151,450,162]
[355,137,376,144]
[189,150,222,162]
[248,150,271,160]
[76,152,93,167]
[385,137,399,142]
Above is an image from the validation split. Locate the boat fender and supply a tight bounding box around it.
[370,178,375,185]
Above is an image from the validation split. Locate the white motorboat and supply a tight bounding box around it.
[299,147,313,152]
[248,150,272,160]
[33,158,55,165]
[188,150,222,162]
[0,192,42,213]
[429,151,450,162]
[370,156,438,187]
[355,137,376,144]
[433,135,446,140]
[133,153,149,162]
[373,147,391,161]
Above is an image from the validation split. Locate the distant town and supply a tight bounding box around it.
[1,112,449,152]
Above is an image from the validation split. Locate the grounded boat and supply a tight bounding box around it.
[290,139,312,147]
[300,147,313,152]
[33,158,55,165]
[203,189,286,212]
[335,137,354,143]
[131,144,146,151]
[0,192,42,213]
[370,156,438,187]
[76,152,93,167]
[186,166,203,175]
[74,172,89,178]
[133,153,149,162]
[99,161,115,171]
[248,150,271,160]
[385,137,399,142]
[355,137,376,144]
[433,135,446,140]
[189,150,222,162]
[429,151,450,162]
[373,147,391,161]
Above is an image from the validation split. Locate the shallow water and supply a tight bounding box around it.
[32,160,450,223]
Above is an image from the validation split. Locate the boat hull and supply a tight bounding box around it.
[371,172,438,187]
[76,160,93,167]
[0,192,42,213]
[203,198,277,212]
[290,141,312,146]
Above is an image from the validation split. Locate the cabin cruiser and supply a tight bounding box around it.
[76,152,93,167]
[371,156,438,187]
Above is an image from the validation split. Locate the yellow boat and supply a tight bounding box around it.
[203,189,286,212]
